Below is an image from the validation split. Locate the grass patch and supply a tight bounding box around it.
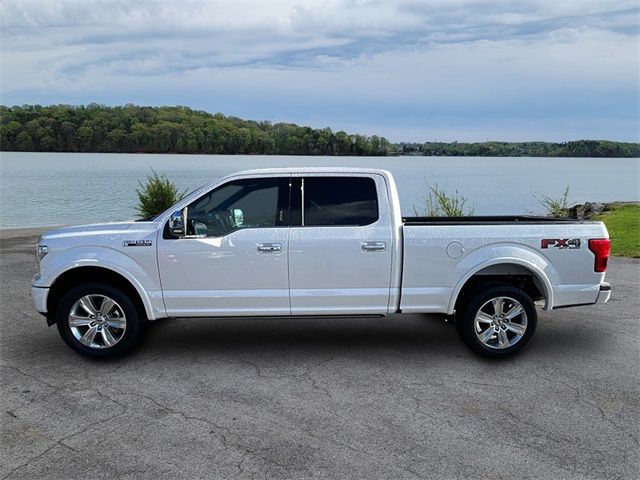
[594,203,640,258]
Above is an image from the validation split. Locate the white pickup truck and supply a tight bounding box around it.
[32,168,612,359]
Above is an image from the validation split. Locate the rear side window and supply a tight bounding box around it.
[303,177,379,226]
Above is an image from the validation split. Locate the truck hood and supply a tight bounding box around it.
[40,221,158,242]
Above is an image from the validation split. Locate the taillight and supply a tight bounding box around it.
[588,239,611,272]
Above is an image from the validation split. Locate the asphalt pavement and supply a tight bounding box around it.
[1,228,638,479]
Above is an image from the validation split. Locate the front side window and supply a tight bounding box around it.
[303,177,379,226]
[185,178,288,237]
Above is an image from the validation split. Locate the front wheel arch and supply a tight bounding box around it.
[47,267,148,325]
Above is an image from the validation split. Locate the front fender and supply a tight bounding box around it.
[447,243,557,314]
[34,246,164,320]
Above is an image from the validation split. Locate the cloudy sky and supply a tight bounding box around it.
[1,0,638,142]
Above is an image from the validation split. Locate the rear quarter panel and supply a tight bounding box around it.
[400,222,608,314]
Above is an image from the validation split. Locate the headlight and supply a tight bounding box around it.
[35,243,48,277]
[37,244,48,260]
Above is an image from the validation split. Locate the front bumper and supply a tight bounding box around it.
[595,283,611,304]
[32,286,49,314]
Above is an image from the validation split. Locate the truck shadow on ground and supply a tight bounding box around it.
[132,313,605,361]
[140,314,462,356]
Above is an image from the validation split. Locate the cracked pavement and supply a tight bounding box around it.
[1,228,639,479]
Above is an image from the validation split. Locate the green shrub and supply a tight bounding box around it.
[135,170,187,219]
[534,186,570,217]
[415,183,475,217]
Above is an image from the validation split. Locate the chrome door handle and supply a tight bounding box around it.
[257,243,282,253]
[361,241,386,252]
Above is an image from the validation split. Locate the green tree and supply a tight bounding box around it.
[135,170,187,219]
[14,131,34,150]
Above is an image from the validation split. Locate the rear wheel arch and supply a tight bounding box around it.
[47,266,149,323]
[451,260,553,315]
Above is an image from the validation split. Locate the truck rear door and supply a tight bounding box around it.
[288,175,394,315]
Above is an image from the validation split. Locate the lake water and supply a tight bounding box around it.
[0,152,638,229]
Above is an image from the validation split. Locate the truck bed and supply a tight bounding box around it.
[399,217,608,313]
[402,215,592,225]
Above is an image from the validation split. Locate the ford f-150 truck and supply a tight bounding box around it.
[32,168,612,358]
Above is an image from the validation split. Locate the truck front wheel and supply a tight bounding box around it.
[457,285,537,358]
[55,283,143,358]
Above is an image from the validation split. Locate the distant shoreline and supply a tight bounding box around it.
[2,151,639,159]
[2,104,639,158]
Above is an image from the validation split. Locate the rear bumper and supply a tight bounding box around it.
[595,283,611,304]
[32,286,49,314]
[552,282,611,309]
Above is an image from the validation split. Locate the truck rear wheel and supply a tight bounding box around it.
[457,285,536,358]
[55,283,143,358]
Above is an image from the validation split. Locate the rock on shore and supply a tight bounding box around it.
[567,202,607,220]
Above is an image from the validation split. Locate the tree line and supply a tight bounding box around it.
[397,140,639,158]
[1,104,638,157]
[0,104,392,156]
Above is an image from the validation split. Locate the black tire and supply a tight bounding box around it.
[55,283,144,358]
[456,284,537,358]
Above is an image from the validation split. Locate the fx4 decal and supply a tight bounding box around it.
[123,240,153,247]
[541,238,581,249]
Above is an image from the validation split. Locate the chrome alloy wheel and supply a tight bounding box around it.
[474,296,528,350]
[68,294,127,349]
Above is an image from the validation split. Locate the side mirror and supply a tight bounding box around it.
[169,209,185,236]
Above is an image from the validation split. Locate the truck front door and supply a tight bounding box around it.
[157,176,291,317]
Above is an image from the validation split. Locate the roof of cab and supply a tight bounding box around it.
[225,166,393,177]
